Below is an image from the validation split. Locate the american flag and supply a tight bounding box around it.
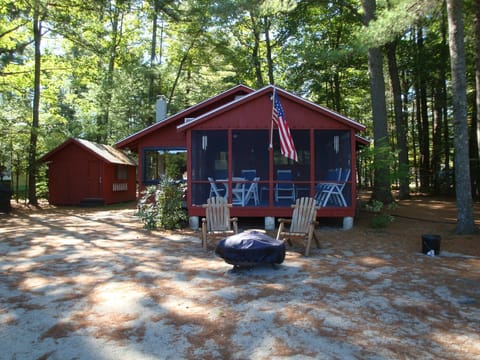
[272,91,298,162]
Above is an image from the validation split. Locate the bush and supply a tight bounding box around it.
[136,177,187,230]
[365,200,396,229]
[370,212,394,228]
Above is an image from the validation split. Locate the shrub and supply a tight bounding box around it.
[136,186,160,230]
[365,200,396,228]
[156,177,187,229]
[136,178,187,230]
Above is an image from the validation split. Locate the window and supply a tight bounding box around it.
[143,148,186,184]
[115,165,128,180]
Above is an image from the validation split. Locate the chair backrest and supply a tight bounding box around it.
[338,168,351,189]
[203,197,232,232]
[277,169,292,181]
[325,168,342,181]
[244,176,260,198]
[209,177,225,197]
[241,169,256,181]
[289,197,318,233]
[276,170,293,189]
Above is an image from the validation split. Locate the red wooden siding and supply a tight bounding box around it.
[42,139,136,206]
[116,84,367,220]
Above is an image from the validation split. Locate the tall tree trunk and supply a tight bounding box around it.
[410,100,419,191]
[446,0,477,234]
[264,16,274,85]
[434,5,450,195]
[474,0,480,198]
[416,27,430,192]
[167,30,201,109]
[362,0,393,204]
[386,40,409,199]
[250,13,264,88]
[431,85,443,194]
[147,5,159,125]
[28,0,41,206]
[333,72,341,112]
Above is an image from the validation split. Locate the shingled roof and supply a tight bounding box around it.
[41,138,137,166]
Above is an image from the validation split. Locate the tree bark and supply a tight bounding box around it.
[264,16,274,85]
[362,0,393,204]
[28,0,41,206]
[386,40,409,199]
[446,0,477,233]
[147,3,159,126]
[416,27,430,192]
[474,0,480,198]
[250,13,264,88]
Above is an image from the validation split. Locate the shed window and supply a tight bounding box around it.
[116,165,128,180]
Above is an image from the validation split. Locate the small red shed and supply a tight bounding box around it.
[41,138,137,206]
[116,84,368,227]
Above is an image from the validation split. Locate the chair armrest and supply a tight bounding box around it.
[277,218,292,224]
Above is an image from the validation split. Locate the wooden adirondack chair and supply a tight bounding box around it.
[276,197,320,256]
[201,197,238,249]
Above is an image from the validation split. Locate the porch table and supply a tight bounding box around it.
[217,177,245,203]
[218,177,258,206]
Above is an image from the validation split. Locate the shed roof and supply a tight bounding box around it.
[41,138,137,166]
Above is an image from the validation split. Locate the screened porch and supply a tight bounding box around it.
[189,129,353,210]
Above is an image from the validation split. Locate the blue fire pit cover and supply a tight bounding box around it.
[215,230,285,267]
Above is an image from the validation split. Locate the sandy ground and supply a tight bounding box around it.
[0,196,479,360]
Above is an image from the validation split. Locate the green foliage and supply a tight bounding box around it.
[136,186,160,230]
[164,152,186,180]
[365,200,397,228]
[156,177,187,230]
[136,178,187,231]
[370,213,394,229]
[0,0,476,207]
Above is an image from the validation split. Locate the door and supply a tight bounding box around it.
[87,160,102,198]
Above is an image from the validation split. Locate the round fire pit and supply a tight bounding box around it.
[215,230,285,268]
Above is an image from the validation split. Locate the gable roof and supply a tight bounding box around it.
[116,84,254,149]
[41,138,137,166]
[177,85,366,132]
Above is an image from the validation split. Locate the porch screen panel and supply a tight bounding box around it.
[191,130,227,205]
[272,130,310,205]
[232,130,269,179]
[314,130,352,207]
[231,130,269,206]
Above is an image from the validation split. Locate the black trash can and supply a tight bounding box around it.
[0,181,12,213]
[422,234,441,255]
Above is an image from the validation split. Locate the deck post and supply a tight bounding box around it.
[189,216,199,230]
[343,216,353,230]
[265,216,275,231]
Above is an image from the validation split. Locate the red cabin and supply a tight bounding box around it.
[116,84,368,227]
[41,138,137,206]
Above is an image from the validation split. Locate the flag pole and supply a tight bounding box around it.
[269,85,275,150]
